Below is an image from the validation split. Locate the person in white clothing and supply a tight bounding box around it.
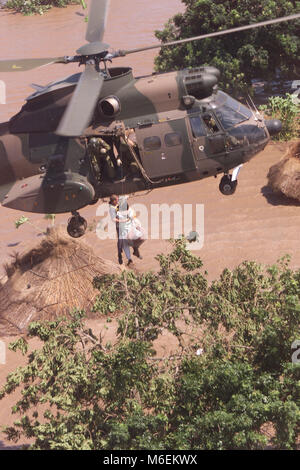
[118,199,145,261]
[109,194,133,266]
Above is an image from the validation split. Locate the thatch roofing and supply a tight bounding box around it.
[0,226,121,336]
[267,140,300,201]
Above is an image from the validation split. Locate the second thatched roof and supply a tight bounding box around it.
[267,140,300,201]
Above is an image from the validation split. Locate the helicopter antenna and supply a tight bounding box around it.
[246,97,258,121]
[248,94,259,115]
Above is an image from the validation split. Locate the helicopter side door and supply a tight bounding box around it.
[187,113,226,175]
[135,119,196,178]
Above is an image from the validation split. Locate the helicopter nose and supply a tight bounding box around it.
[265,119,282,136]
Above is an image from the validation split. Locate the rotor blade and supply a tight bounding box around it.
[56,63,104,137]
[0,57,66,73]
[86,0,110,43]
[117,13,300,56]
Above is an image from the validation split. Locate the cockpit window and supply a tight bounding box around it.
[215,105,248,129]
[214,91,253,128]
[189,116,206,137]
[219,92,240,111]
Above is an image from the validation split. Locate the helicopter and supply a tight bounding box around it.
[0,1,299,237]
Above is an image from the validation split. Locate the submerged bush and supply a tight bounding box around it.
[260,94,299,141]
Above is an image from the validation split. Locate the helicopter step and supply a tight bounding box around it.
[219,164,243,196]
[67,211,87,238]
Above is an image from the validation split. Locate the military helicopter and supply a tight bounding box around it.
[0,1,299,237]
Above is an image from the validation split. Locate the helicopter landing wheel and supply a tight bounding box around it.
[67,212,87,238]
[219,174,238,196]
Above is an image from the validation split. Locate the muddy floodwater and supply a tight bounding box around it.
[0,0,184,121]
[0,1,299,281]
[0,2,300,450]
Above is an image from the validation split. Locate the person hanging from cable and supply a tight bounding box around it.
[115,197,137,266]
[109,194,125,265]
[118,198,145,261]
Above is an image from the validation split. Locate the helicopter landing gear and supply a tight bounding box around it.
[219,164,243,196]
[219,174,237,195]
[67,211,87,238]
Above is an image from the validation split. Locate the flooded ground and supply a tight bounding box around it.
[0,0,299,278]
[0,1,300,449]
[0,0,184,121]
[0,1,299,281]
[0,0,185,278]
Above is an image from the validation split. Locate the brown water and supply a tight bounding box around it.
[0,0,185,275]
[0,0,184,122]
[0,1,299,283]
[1,4,300,449]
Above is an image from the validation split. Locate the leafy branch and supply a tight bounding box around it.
[1,240,299,450]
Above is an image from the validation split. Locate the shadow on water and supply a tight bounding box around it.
[261,185,300,207]
[0,440,22,450]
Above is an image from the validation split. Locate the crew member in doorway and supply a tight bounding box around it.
[100,136,123,182]
[120,129,141,181]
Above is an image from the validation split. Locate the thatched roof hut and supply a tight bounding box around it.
[267,140,300,201]
[0,226,121,336]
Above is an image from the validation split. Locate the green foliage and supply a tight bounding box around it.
[154,0,300,96]
[93,237,207,343]
[6,0,81,15]
[1,240,299,450]
[14,215,43,233]
[80,0,88,22]
[259,94,299,140]
[15,216,29,229]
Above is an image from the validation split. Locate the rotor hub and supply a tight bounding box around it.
[76,41,110,57]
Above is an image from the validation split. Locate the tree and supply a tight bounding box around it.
[0,240,299,450]
[154,0,300,96]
